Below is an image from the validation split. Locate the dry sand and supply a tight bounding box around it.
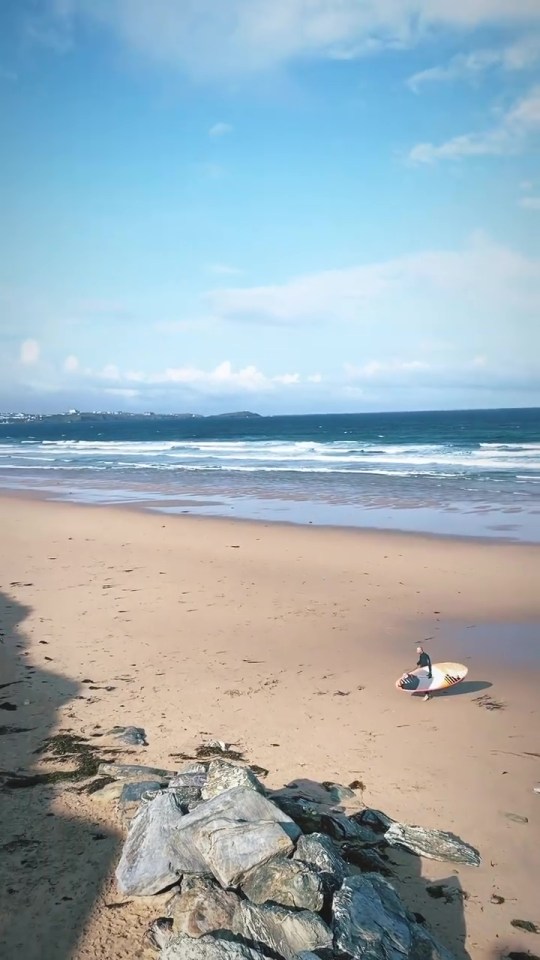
[0,495,539,960]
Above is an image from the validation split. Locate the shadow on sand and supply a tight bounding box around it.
[411,680,493,700]
[278,777,471,960]
[0,589,120,960]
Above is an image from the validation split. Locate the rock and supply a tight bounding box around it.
[293,833,347,891]
[169,763,208,790]
[333,874,455,960]
[351,809,394,834]
[534,784,540,794]
[119,780,163,803]
[271,793,373,842]
[99,762,174,782]
[321,781,358,803]
[241,857,324,912]
[233,900,332,960]
[147,917,174,949]
[197,817,294,889]
[339,841,394,877]
[172,876,239,938]
[111,725,148,746]
[167,786,301,877]
[115,791,185,895]
[202,761,264,800]
[384,822,480,866]
[161,933,275,960]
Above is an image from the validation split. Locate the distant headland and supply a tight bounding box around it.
[0,410,263,424]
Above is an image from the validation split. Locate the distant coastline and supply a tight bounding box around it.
[0,410,263,424]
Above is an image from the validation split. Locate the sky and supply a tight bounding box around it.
[1,0,539,415]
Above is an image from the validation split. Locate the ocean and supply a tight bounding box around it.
[1,407,539,541]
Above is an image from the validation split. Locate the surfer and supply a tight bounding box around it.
[416,645,432,701]
[416,645,432,679]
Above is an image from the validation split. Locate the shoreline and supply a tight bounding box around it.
[1,494,539,959]
[2,486,540,550]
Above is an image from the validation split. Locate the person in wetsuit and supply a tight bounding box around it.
[416,645,432,679]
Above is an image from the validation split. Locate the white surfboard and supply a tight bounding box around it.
[396,661,468,694]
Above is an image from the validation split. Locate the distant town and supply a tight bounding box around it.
[0,410,262,424]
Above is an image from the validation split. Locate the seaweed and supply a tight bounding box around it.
[1,731,110,789]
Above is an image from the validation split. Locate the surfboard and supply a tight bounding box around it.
[395,661,468,694]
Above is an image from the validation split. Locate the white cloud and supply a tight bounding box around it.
[409,85,540,162]
[209,122,233,137]
[206,233,540,325]
[20,339,40,365]
[63,354,79,372]
[519,195,540,209]
[93,360,303,394]
[408,36,540,91]
[46,1,540,80]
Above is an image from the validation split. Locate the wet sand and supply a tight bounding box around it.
[0,495,539,960]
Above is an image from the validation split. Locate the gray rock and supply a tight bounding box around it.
[198,817,294,889]
[384,822,480,866]
[333,874,455,960]
[169,763,208,791]
[339,841,393,877]
[293,833,347,890]
[161,934,274,960]
[168,786,301,877]
[117,780,164,825]
[241,857,324,911]
[533,784,540,794]
[110,725,148,746]
[115,791,185,895]
[271,793,371,842]
[172,876,239,938]
[147,917,174,949]
[321,781,358,803]
[353,809,394,834]
[99,762,174,782]
[233,901,332,960]
[119,780,163,803]
[202,761,264,800]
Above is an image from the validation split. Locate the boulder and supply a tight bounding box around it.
[197,817,294,889]
[147,917,174,950]
[293,833,347,891]
[202,761,264,800]
[384,823,480,866]
[110,725,148,746]
[271,793,373,842]
[167,786,301,877]
[233,900,332,960]
[339,841,393,877]
[333,874,455,960]
[161,934,275,960]
[99,762,174,782]
[118,780,163,824]
[169,763,208,791]
[172,876,239,938]
[241,857,324,912]
[115,791,185,895]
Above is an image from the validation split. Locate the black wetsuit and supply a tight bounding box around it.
[417,651,432,679]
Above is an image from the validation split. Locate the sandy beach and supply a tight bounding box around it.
[1,494,539,960]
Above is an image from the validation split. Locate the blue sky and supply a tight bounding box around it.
[1,1,539,414]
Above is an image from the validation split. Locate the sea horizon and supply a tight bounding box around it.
[1,406,539,542]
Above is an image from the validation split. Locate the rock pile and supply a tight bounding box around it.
[94,756,481,959]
